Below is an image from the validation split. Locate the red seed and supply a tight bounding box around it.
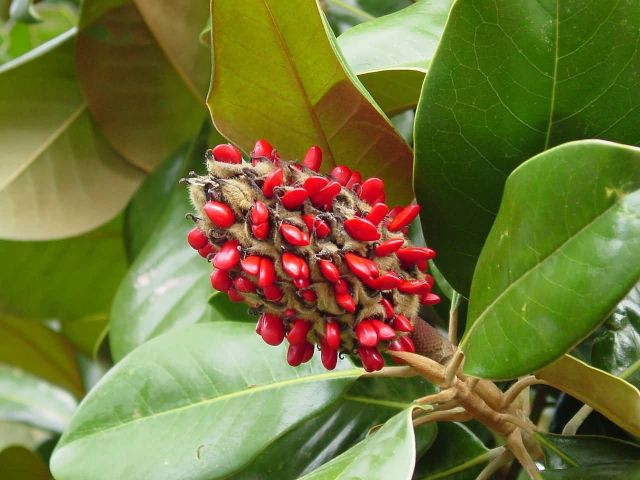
[416,260,429,272]
[241,255,262,276]
[293,277,311,289]
[420,292,441,306]
[344,217,381,241]
[366,203,389,226]
[398,279,430,295]
[358,347,384,372]
[227,289,244,303]
[302,146,322,171]
[210,269,232,292]
[255,315,266,334]
[334,279,349,296]
[287,343,304,366]
[387,336,415,361]
[330,165,352,185]
[424,274,435,287]
[387,205,421,231]
[345,171,362,189]
[319,259,340,283]
[187,228,209,249]
[301,341,315,363]
[369,319,396,341]
[258,257,276,288]
[380,298,395,319]
[303,176,329,196]
[251,223,269,240]
[280,188,309,209]
[197,243,216,258]
[400,335,415,353]
[374,238,404,257]
[344,253,379,279]
[260,314,285,346]
[262,284,283,302]
[213,240,240,270]
[204,201,235,228]
[300,289,317,303]
[321,343,338,370]
[288,319,311,344]
[366,271,403,291]
[336,293,356,313]
[310,181,341,209]
[356,320,378,347]
[280,223,310,246]
[396,247,437,264]
[282,252,303,279]
[393,314,414,332]
[302,214,330,238]
[325,321,341,350]
[357,178,385,205]
[251,201,269,224]
[212,144,242,164]
[234,276,256,293]
[251,139,274,164]
[262,168,284,198]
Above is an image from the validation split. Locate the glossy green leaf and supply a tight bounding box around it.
[0,366,76,433]
[414,0,640,294]
[0,30,144,240]
[537,433,640,470]
[0,446,49,480]
[76,0,209,171]
[541,463,640,479]
[238,376,436,478]
[51,322,360,480]
[0,315,82,397]
[0,215,128,353]
[208,0,413,206]
[414,422,489,480]
[537,355,640,436]
[324,0,412,34]
[298,408,415,480]
[110,132,212,360]
[461,140,640,379]
[337,0,452,114]
[208,293,254,324]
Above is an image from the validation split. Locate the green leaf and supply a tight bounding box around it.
[0,215,128,354]
[324,0,412,34]
[51,322,360,480]
[414,422,490,480]
[0,315,82,398]
[110,132,212,360]
[208,293,254,324]
[237,376,437,478]
[0,446,49,480]
[0,30,144,240]
[0,366,77,433]
[336,0,452,114]
[540,463,640,480]
[8,0,40,23]
[461,140,640,379]
[537,433,640,470]
[298,408,416,480]
[208,0,414,206]
[414,0,640,294]
[536,355,640,436]
[76,0,209,171]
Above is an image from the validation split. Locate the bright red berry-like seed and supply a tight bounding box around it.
[262,284,283,302]
[251,139,274,164]
[213,240,240,270]
[310,181,341,210]
[420,292,441,306]
[187,228,209,249]
[280,223,310,246]
[387,204,420,231]
[210,269,232,292]
[287,342,313,366]
[251,201,269,224]
[380,298,395,319]
[204,201,235,228]
[366,271,403,291]
[345,171,362,189]
[344,253,379,280]
[241,255,262,276]
[197,243,216,258]
[392,314,413,332]
[374,238,404,257]
[280,188,308,209]
[288,319,311,344]
[325,321,341,350]
[396,247,437,264]
[251,223,269,240]
[344,217,381,241]
[234,276,256,293]
[330,165,352,185]
[359,347,383,372]
[260,313,285,346]
[399,335,415,353]
[301,341,315,363]
[336,292,356,313]
[398,279,429,295]
[303,176,329,196]
[355,320,378,347]
[302,214,330,238]
[212,144,242,164]
[303,146,322,171]
[262,168,283,198]
[417,260,429,272]
[300,289,317,303]
[357,178,385,205]
[319,259,340,283]
[321,343,338,370]
[227,289,244,303]
[258,257,276,288]
[369,319,396,341]
[366,203,389,226]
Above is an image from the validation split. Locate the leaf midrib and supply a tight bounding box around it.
[60,367,362,446]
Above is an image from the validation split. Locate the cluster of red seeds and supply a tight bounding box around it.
[185,140,440,372]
